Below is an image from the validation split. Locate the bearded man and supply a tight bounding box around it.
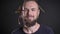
[11,0,54,34]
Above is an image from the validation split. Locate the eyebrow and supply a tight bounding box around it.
[24,7,37,9]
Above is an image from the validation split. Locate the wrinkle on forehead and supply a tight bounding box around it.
[23,1,39,9]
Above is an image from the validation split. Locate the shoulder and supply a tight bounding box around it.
[40,24,54,34]
[11,27,23,34]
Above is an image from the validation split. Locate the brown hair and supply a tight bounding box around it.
[16,0,41,14]
[17,0,41,25]
[17,0,45,25]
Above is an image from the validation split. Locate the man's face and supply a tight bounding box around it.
[22,1,40,23]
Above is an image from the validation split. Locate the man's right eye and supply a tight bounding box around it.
[24,9,28,12]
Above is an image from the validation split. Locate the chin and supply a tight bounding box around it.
[28,19,34,21]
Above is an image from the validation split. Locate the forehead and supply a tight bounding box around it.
[23,1,39,9]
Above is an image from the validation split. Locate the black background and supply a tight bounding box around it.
[1,0,60,34]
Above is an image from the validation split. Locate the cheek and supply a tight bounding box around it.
[34,11,39,18]
[22,11,24,16]
[33,12,37,17]
[22,11,25,17]
[22,11,27,17]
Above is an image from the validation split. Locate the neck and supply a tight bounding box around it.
[23,22,40,34]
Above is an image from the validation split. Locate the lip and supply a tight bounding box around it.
[28,16,33,17]
[25,15,34,18]
[28,15,34,17]
[28,16,33,18]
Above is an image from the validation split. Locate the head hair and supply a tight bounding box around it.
[17,0,41,25]
[17,0,46,25]
[16,0,41,15]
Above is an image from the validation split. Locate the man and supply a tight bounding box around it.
[11,0,54,34]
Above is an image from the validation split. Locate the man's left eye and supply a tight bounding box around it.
[32,9,35,11]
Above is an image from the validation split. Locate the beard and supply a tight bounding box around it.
[19,15,38,27]
[25,19,37,27]
[23,17,38,27]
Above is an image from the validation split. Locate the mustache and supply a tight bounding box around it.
[26,15,34,17]
[18,15,32,27]
[19,15,34,23]
[19,15,31,23]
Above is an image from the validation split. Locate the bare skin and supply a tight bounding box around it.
[23,22,40,34]
[21,1,40,34]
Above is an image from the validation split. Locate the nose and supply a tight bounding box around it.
[27,10,32,16]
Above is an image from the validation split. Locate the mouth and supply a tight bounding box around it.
[26,16,34,20]
[23,15,34,21]
[24,16,33,21]
[28,16,33,18]
[27,15,34,18]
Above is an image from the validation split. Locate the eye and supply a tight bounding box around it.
[31,8,35,11]
[24,8,29,12]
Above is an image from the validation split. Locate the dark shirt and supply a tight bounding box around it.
[11,24,54,34]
